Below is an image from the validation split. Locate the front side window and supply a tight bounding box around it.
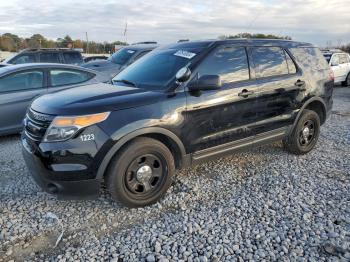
[0,71,44,93]
[50,69,93,87]
[331,55,340,65]
[11,54,36,64]
[251,47,289,78]
[40,52,60,63]
[196,46,249,84]
[113,49,197,90]
[63,52,83,64]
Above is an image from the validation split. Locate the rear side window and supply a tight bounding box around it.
[289,47,329,71]
[196,46,249,84]
[0,71,44,92]
[10,54,36,64]
[63,52,83,64]
[134,51,150,61]
[50,69,94,87]
[251,47,289,78]
[39,52,60,63]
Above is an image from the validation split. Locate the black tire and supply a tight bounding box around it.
[283,109,320,155]
[106,137,175,207]
[342,73,350,87]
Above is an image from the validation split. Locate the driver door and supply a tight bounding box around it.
[183,45,259,153]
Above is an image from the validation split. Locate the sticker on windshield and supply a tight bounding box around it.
[174,50,196,59]
[127,50,135,54]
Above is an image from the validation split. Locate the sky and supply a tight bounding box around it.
[0,0,349,47]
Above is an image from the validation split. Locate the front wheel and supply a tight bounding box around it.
[106,137,175,207]
[283,109,320,155]
[342,73,350,87]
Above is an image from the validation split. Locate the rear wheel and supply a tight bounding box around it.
[106,137,175,207]
[342,73,350,87]
[283,109,320,155]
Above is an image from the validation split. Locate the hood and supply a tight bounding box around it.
[81,60,122,71]
[31,83,164,115]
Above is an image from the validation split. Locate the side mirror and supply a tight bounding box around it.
[188,75,222,91]
[176,67,191,82]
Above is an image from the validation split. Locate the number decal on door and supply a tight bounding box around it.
[80,134,95,141]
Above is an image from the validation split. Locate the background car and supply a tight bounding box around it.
[2,48,84,65]
[83,55,109,63]
[322,49,350,86]
[81,44,158,78]
[0,63,108,136]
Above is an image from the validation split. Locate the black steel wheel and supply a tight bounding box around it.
[106,137,175,207]
[283,109,320,155]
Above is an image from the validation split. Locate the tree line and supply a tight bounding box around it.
[0,33,127,54]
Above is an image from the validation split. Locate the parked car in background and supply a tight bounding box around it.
[22,39,333,207]
[0,63,108,136]
[322,49,350,86]
[2,48,84,65]
[81,44,158,78]
[83,55,109,63]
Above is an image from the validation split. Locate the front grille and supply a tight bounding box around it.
[24,109,55,142]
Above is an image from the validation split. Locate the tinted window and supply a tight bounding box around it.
[0,71,44,92]
[113,49,196,89]
[109,49,136,65]
[63,52,83,64]
[290,47,329,70]
[196,46,249,83]
[50,69,93,87]
[40,52,60,63]
[11,54,36,64]
[284,50,297,74]
[251,47,289,78]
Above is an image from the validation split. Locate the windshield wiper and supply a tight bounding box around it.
[113,79,138,88]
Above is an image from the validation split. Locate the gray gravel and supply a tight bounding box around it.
[1,88,349,261]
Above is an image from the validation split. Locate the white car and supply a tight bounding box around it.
[322,50,350,86]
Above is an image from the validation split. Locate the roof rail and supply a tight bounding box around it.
[131,41,157,45]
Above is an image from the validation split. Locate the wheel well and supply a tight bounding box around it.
[139,133,183,169]
[305,101,326,124]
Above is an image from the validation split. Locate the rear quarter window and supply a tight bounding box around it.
[289,47,329,71]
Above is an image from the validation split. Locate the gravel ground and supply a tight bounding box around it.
[0,88,349,262]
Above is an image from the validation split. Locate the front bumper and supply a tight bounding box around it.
[22,137,101,200]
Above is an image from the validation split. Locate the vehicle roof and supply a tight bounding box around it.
[18,48,82,53]
[164,38,314,50]
[123,44,159,51]
[0,63,97,76]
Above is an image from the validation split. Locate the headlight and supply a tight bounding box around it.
[44,112,110,142]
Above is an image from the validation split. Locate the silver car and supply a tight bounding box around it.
[322,50,350,86]
[0,63,109,136]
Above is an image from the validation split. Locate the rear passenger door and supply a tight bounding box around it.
[0,70,46,133]
[247,46,302,136]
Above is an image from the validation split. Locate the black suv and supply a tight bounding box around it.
[22,39,333,207]
[4,48,83,65]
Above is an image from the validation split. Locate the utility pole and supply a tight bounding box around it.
[85,32,89,54]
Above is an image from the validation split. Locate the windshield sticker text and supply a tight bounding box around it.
[174,50,196,59]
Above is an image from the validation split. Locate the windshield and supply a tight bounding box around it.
[323,53,332,63]
[108,48,136,65]
[113,49,197,90]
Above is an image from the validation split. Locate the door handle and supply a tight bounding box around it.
[238,89,254,98]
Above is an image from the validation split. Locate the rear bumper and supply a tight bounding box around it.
[22,137,101,200]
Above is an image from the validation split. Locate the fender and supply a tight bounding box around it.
[96,127,188,179]
[289,96,327,134]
